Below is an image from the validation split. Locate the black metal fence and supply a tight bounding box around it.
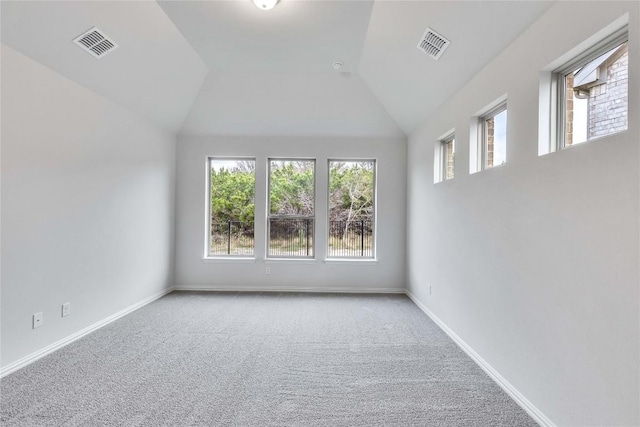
[328,219,373,257]
[211,218,373,257]
[268,217,314,257]
[210,221,254,255]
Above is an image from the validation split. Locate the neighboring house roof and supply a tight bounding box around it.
[574,43,627,89]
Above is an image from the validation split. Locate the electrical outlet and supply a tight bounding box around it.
[265,267,271,275]
[62,302,70,317]
[33,312,43,329]
[429,284,432,295]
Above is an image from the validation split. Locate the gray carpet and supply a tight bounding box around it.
[1,292,536,426]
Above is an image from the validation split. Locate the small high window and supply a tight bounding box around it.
[207,158,255,257]
[441,135,455,181]
[434,130,455,183]
[480,103,507,170]
[555,34,628,149]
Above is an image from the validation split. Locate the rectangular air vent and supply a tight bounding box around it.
[417,27,450,61]
[73,27,118,59]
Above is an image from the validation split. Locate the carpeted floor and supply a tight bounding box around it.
[1,292,537,426]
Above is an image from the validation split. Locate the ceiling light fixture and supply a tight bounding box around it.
[253,0,278,10]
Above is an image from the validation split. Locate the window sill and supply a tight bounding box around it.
[324,258,378,265]
[264,258,317,264]
[202,257,256,264]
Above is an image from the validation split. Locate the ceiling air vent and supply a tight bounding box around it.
[417,27,450,61]
[73,27,118,59]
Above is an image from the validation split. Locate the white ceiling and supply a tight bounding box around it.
[1,0,556,137]
[181,71,404,137]
[157,0,374,73]
[358,1,554,134]
[1,1,207,133]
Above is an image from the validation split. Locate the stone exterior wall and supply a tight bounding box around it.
[486,117,494,167]
[588,49,628,139]
[566,44,629,146]
[565,74,576,146]
[445,139,454,179]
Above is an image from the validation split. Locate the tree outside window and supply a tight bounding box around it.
[208,159,255,256]
[328,160,375,258]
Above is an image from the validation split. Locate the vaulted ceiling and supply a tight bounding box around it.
[1,0,554,137]
[1,1,207,133]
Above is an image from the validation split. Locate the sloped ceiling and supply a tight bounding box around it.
[1,0,556,137]
[181,71,404,137]
[1,1,207,133]
[359,1,554,134]
[157,0,373,73]
[159,0,403,137]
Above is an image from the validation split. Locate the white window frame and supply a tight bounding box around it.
[440,134,455,182]
[326,159,377,259]
[552,28,628,151]
[478,102,507,170]
[204,156,256,259]
[266,158,316,259]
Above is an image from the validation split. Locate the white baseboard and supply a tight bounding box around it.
[1,284,553,427]
[405,290,555,427]
[0,287,175,378]
[174,285,405,294]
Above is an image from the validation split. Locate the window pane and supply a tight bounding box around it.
[328,160,375,258]
[564,41,628,147]
[444,139,455,180]
[268,160,315,257]
[269,218,314,257]
[486,109,507,168]
[209,159,255,256]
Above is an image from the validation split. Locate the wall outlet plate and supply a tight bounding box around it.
[33,312,43,329]
[265,267,271,275]
[62,302,70,317]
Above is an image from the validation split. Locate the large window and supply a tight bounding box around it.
[328,160,375,258]
[555,34,628,149]
[268,159,315,258]
[208,158,255,256]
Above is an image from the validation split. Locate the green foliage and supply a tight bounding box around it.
[269,161,315,216]
[209,160,374,227]
[210,167,255,225]
[329,161,374,222]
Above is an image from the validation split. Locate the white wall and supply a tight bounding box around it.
[180,72,404,138]
[406,2,639,426]
[1,45,177,369]
[1,0,209,133]
[175,135,406,292]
